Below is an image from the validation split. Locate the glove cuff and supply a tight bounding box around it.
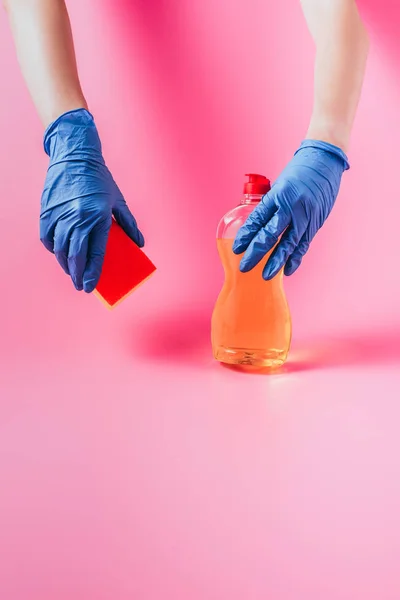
[297,139,350,171]
[43,108,105,166]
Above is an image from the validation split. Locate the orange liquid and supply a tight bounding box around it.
[211,238,291,367]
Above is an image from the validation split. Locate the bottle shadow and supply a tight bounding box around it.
[132,309,400,374]
[281,328,400,375]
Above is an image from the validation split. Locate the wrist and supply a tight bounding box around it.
[296,139,350,171]
[306,116,351,154]
[45,99,89,130]
[43,108,104,166]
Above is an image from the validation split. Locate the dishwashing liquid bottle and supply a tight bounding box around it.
[211,174,292,368]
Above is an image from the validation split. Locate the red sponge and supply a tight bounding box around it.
[94,220,156,309]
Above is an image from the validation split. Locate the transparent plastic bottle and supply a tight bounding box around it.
[211,174,292,368]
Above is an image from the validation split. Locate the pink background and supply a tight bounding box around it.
[1,0,400,598]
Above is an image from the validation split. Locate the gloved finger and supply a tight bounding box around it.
[53,221,72,276]
[262,224,305,280]
[239,208,291,273]
[39,215,56,254]
[83,218,112,293]
[232,192,276,254]
[68,228,90,291]
[284,237,310,276]
[113,196,145,247]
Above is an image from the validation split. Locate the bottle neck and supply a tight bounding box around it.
[241,193,264,205]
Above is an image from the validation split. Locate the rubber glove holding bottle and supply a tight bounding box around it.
[232,140,350,278]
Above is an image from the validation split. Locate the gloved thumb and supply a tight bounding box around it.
[113,196,145,248]
[83,219,112,293]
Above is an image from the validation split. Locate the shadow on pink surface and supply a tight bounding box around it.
[284,328,400,374]
[133,308,213,365]
[133,309,400,373]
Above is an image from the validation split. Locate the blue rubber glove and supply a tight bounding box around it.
[232,140,349,279]
[40,108,144,292]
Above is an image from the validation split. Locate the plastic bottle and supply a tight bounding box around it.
[211,174,292,368]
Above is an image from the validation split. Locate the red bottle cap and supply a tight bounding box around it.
[243,173,271,195]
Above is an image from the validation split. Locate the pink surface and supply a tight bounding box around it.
[1,1,400,598]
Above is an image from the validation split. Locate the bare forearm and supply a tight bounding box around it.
[301,0,369,152]
[3,0,87,128]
